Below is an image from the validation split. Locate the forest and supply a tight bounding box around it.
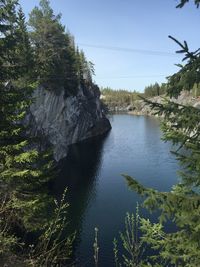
[100,83,167,111]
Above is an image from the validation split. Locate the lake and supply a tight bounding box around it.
[52,114,179,266]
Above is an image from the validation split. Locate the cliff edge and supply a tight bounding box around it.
[26,84,111,161]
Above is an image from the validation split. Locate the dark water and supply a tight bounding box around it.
[52,114,179,266]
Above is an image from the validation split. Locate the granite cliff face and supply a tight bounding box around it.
[27,84,111,161]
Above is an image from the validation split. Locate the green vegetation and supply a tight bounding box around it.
[100,83,167,112]
[144,82,167,98]
[190,82,200,97]
[113,211,144,267]
[28,0,95,94]
[26,189,74,266]
[0,0,83,265]
[123,1,200,266]
[94,210,166,266]
[101,80,199,115]
[101,87,142,111]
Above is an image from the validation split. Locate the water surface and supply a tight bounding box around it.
[53,114,179,266]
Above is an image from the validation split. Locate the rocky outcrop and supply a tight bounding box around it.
[26,84,111,161]
[129,91,200,116]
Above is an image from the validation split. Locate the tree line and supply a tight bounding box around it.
[101,87,141,110]
[101,80,200,112]
[144,82,167,97]
[100,83,167,110]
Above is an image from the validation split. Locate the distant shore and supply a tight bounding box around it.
[105,91,200,116]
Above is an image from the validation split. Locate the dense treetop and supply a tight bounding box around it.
[27,0,95,94]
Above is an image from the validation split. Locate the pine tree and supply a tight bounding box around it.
[144,82,163,98]
[0,0,19,80]
[15,6,34,82]
[77,49,95,86]
[28,0,79,94]
[63,32,79,96]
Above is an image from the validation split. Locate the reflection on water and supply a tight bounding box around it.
[51,133,109,262]
[51,114,179,266]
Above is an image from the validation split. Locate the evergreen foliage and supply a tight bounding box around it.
[101,87,141,110]
[0,0,73,264]
[0,0,54,228]
[28,0,95,94]
[176,0,200,8]
[144,82,167,98]
[124,3,200,266]
[191,82,200,97]
[15,6,34,81]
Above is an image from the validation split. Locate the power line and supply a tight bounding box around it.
[96,74,167,79]
[77,43,179,57]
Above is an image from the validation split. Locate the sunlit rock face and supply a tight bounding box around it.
[26,84,111,161]
[130,91,200,116]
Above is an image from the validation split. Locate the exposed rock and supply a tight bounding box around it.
[193,101,200,109]
[126,104,135,111]
[129,91,200,115]
[26,84,111,161]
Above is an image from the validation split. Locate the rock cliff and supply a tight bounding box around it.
[26,84,111,161]
[128,91,200,116]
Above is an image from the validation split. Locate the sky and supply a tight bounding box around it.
[19,0,200,92]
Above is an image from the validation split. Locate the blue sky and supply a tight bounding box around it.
[19,0,200,92]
